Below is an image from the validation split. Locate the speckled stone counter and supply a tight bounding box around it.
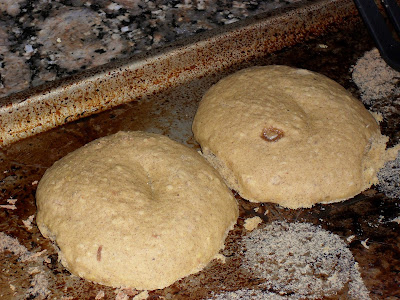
[0,0,301,98]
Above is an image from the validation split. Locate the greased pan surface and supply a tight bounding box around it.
[1,1,400,299]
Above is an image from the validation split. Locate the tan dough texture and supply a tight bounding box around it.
[192,65,399,208]
[36,131,238,290]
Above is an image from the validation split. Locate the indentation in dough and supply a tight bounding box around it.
[261,127,284,142]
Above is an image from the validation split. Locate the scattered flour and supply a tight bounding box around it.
[0,232,47,262]
[391,216,400,224]
[0,204,17,210]
[210,289,294,299]
[346,235,356,243]
[352,48,400,199]
[377,152,400,198]
[0,198,17,210]
[22,215,35,230]
[114,288,142,300]
[115,290,130,300]
[0,232,50,297]
[0,231,32,261]
[95,290,105,299]
[214,253,227,263]
[351,48,400,107]
[361,239,370,250]
[7,198,17,205]
[241,221,370,299]
[133,291,149,300]
[26,273,50,299]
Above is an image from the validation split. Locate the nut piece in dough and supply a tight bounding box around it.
[36,131,238,290]
[192,65,399,208]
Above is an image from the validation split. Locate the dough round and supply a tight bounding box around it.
[36,131,238,290]
[192,65,398,208]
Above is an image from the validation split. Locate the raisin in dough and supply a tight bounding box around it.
[36,131,238,290]
[192,65,399,208]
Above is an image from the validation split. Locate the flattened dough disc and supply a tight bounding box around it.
[192,65,399,208]
[36,131,238,290]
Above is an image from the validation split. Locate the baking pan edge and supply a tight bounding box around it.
[0,0,359,146]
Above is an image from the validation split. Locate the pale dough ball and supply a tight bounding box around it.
[192,65,399,208]
[36,131,238,290]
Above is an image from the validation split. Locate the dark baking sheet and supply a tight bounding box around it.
[1,9,400,300]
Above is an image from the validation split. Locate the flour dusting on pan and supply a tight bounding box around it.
[210,289,292,299]
[240,222,370,299]
[0,232,50,298]
[377,152,400,198]
[351,48,400,199]
[352,48,400,108]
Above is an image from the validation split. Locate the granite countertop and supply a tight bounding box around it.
[0,0,302,99]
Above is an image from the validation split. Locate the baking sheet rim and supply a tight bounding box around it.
[0,0,359,147]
